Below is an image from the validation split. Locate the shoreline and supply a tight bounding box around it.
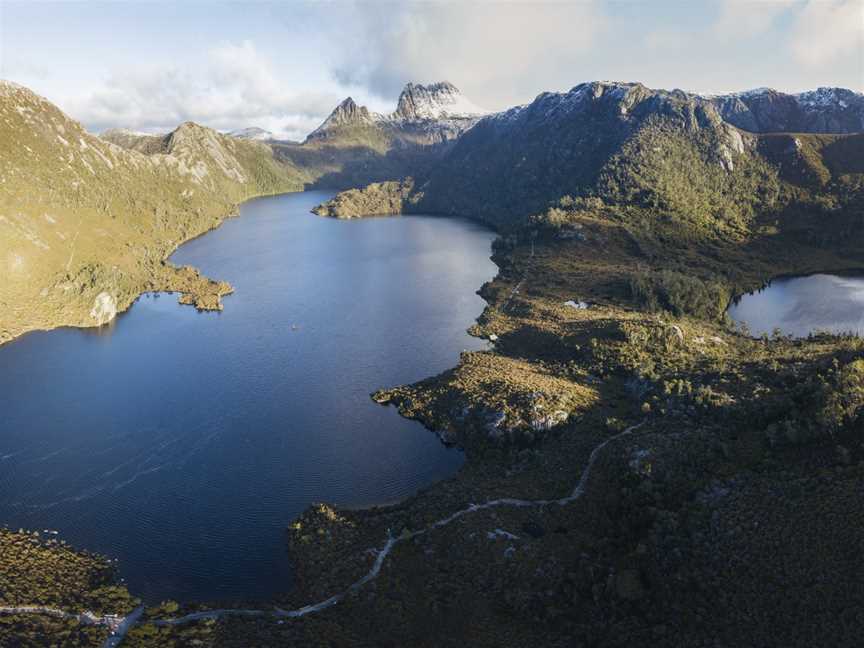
[7,184,864,645]
[0,191,498,609]
[0,189,298,350]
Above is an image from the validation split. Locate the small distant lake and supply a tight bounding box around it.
[0,190,496,604]
[728,273,864,338]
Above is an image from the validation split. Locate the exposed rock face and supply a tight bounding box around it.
[305,82,486,146]
[392,81,487,120]
[375,81,768,228]
[305,98,376,141]
[708,87,864,134]
[89,292,117,325]
[314,79,863,235]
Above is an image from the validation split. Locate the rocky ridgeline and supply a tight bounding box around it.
[305,81,488,146]
[709,86,864,134]
[316,80,863,232]
[0,79,304,345]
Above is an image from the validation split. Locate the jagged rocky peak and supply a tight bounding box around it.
[324,97,374,128]
[306,84,486,144]
[305,97,376,142]
[708,86,864,134]
[498,81,724,133]
[392,81,486,120]
[490,81,863,135]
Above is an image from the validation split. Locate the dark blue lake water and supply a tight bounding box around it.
[0,191,495,604]
[728,273,864,338]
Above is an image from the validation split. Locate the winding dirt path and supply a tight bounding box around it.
[2,421,643,646]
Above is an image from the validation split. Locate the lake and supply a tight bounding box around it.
[0,190,496,604]
[728,273,864,338]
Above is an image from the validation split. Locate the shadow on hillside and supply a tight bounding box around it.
[272,141,447,191]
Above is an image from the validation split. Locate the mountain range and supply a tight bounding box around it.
[305,81,487,145]
[4,74,864,648]
[1,78,862,346]
[0,80,307,344]
[316,81,864,237]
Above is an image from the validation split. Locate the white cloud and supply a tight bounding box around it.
[64,41,339,140]
[789,0,863,68]
[644,29,695,51]
[713,0,796,40]
[323,0,609,110]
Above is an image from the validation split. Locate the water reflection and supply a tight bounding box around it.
[728,273,864,338]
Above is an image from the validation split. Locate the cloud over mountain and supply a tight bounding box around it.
[64,41,339,140]
[323,1,608,110]
[790,0,863,67]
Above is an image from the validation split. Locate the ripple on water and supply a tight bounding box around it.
[0,190,496,603]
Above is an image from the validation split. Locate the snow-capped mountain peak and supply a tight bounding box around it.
[227,127,274,141]
[305,82,487,144]
[392,81,487,120]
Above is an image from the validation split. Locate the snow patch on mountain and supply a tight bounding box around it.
[101,127,158,139]
[227,127,274,141]
[306,82,488,143]
[391,82,488,121]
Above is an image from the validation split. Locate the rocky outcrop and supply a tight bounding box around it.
[312,179,417,219]
[708,87,864,134]
[391,81,487,120]
[305,82,486,147]
[305,98,376,142]
[89,292,117,326]
[373,351,599,447]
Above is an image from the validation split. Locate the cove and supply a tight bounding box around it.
[0,190,496,604]
[728,273,864,338]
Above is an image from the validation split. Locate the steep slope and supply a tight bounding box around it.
[317,81,863,238]
[417,82,787,230]
[304,81,487,146]
[391,81,487,120]
[305,98,378,143]
[0,80,305,344]
[273,82,487,190]
[709,87,864,134]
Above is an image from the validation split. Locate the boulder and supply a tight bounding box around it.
[89,292,117,326]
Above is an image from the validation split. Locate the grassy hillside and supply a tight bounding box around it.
[0,81,306,344]
[273,134,453,191]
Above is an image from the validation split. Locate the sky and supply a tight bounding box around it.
[0,0,862,140]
